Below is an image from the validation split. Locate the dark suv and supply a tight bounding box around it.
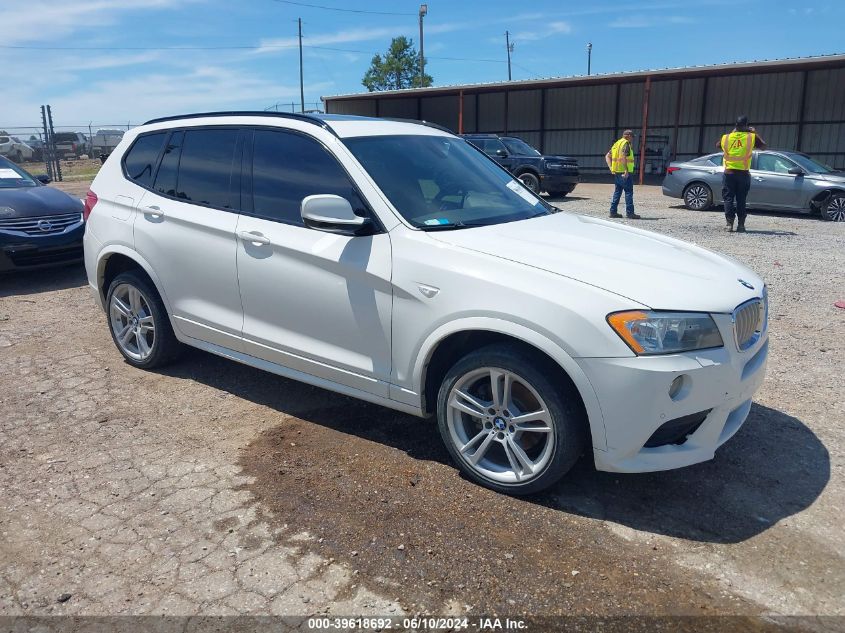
[462,134,579,197]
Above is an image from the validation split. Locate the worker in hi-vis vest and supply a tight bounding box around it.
[716,115,767,232]
[605,129,641,219]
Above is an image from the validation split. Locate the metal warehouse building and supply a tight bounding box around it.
[322,54,845,178]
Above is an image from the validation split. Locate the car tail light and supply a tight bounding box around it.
[666,166,681,174]
[83,190,98,221]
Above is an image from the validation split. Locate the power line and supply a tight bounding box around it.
[269,0,415,15]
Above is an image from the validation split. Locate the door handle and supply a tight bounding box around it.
[238,231,270,246]
[141,205,165,218]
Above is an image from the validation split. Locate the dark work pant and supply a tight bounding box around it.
[722,170,751,224]
[610,173,635,216]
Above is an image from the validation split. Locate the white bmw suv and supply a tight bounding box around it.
[83,112,768,494]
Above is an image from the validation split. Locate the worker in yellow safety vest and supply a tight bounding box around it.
[605,130,641,219]
[716,115,767,232]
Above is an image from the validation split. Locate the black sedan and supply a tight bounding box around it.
[0,156,85,272]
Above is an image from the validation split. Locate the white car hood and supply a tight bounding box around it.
[430,212,763,313]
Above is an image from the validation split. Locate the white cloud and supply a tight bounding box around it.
[0,0,190,45]
[610,15,694,28]
[512,21,572,42]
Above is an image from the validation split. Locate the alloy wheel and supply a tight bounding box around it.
[827,196,845,221]
[109,283,156,362]
[685,185,710,210]
[518,173,540,193]
[446,367,555,484]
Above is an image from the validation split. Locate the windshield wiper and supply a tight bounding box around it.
[417,221,470,231]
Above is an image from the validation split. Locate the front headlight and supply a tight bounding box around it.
[607,311,723,355]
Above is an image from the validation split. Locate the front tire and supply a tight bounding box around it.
[106,271,182,369]
[517,172,540,194]
[821,192,845,221]
[436,345,585,495]
[683,183,713,210]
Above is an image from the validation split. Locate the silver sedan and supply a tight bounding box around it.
[661,150,845,221]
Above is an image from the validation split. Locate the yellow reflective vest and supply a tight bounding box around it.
[721,131,755,171]
[610,138,634,174]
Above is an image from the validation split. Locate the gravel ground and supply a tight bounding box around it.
[0,181,842,627]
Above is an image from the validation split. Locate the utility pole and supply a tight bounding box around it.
[298,17,305,113]
[587,42,592,76]
[418,4,427,87]
[506,31,514,81]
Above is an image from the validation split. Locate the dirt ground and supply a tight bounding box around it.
[0,182,842,630]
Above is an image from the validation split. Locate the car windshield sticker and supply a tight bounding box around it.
[0,168,22,179]
[424,218,451,226]
[506,179,540,205]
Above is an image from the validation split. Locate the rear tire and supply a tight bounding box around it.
[546,190,568,198]
[436,344,586,495]
[106,271,182,369]
[821,192,845,221]
[683,183,713,210]
[13,151,22,163]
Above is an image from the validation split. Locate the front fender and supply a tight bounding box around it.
[403,317,608,450]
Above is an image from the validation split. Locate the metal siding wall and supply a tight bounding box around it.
[478,92,506,131]
[379,98,418,119]
[705,72,802,125]
[648,80,678,127]
[679,78,705,125]
[328,99,377,116]
[804,68,845,120]
[507,90,541,131]
[463,93,478,133]
[618,82,644,129]
[421,96,458,130]
[544,85,615,129]
[326,60,845,170]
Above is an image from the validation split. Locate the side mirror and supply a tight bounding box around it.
[36,174,51,184]
[788,167,804,176]
[495,149,509,157]
[301,194,375,236]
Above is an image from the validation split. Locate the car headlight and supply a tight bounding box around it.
[607,311,723,355]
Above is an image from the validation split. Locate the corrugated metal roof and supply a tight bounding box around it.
[322,53,845,102]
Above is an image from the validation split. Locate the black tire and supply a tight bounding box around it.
[13,151,23,163]
[436,344,586,495]
[546,190,568,198]
[105,271,182,369]
[683,182,713,210]
[821,192,845,221]
[517,172,540,194]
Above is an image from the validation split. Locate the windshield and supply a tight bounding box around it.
[783,152,834,174]
[344,134,553,230]
[0,159,37,188]
[501,137,541,156]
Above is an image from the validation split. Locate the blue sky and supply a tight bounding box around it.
[2,0,842,128]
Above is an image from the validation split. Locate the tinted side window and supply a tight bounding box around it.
[176,129,238,208]
[251,129,366,225]
[757,154,794,173]
[154,131,183,197]
[124,133,166,187]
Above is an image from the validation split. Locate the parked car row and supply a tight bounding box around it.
[0,129,127,163]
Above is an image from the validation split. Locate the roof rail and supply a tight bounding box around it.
[382,117,455,135]
[142,111,338,136]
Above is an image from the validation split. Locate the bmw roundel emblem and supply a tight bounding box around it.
[738,279,754,290]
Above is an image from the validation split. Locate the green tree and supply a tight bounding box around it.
[362,36,432,91]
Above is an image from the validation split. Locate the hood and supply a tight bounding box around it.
[430,212,763,313]
[0,186,83,219]
[820,171,845,182]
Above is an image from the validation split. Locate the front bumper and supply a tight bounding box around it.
[541,173,580,193]
[578,313,768,473]
[0,223,84,272]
